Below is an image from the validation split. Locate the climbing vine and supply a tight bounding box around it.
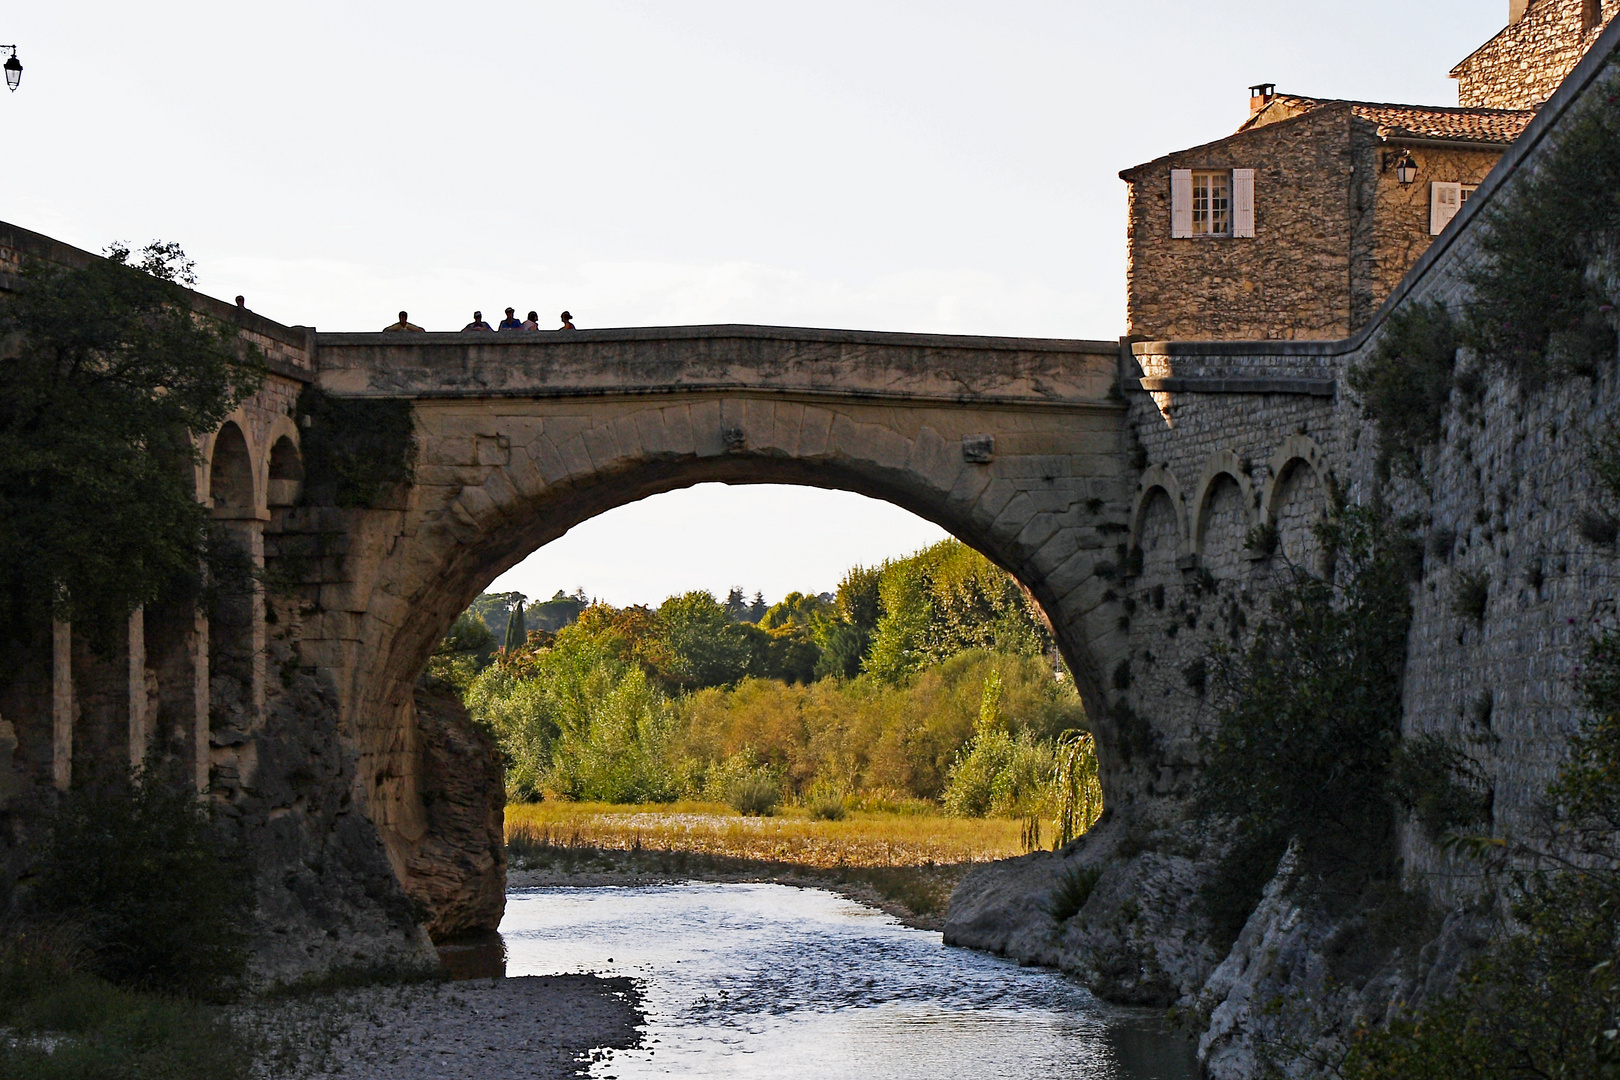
[295,387,417,508]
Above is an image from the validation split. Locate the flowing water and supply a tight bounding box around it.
[493,882,1199,1079]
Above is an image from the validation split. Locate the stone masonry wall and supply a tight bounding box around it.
[1348,131,1501,330]
[948,25,1620,1078]
[1454,0,1617,108]
[1124,107,1357,341]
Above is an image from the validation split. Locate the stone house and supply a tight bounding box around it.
[1122,0,1612,341]
[1455,0,1620,108]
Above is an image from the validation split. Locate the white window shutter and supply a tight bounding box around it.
[1232,169,1255,237]
[1430,182,1462,235]
[1171,169,1193,238]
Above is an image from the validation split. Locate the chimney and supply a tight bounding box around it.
[1509,0,1530,23]
[1249,83,1276,115]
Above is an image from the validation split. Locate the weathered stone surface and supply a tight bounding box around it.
[1454,0,1617,109]
[399,681,505,940]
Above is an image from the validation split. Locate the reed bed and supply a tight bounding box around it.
[505,801,1025,869]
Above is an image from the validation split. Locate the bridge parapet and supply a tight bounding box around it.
[313,325,1121,406]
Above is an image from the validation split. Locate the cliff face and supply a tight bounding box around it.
[400,682,506,940]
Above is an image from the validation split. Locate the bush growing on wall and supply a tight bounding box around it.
[1347,300,1459,478]
[1464,60,1620,386]
[1196,506,1418,945]
[1340,624,1620,1078]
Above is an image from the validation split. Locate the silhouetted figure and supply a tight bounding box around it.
[235,295,247,309]
[463,311,494,332]
[521,310,541,331]
[498,307,523,331]
[384,310,425,332]
[559,311,577,330]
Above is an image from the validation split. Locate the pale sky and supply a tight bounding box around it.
[7,2,1511,605]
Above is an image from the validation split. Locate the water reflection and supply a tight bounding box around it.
[497,882,1197,1080]
[435,928,507,980]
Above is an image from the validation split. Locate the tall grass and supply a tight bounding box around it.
[506,802,1026,868]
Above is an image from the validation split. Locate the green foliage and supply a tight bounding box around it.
[424,609,495,691]
[0,242,263,630]
[1463,61,1620,386]
[1047,864,1105,925]
[705,755,783,816]
[1327,552,1620,1078]
[658,590,761,688]
[1343,872,1620,1080]
[863,540,1051,683]
[941,675,1058,819]
[1348,300,1459,478]
[1050,730,1105,848]
[295,386,417,508]
[0,931,251,1080]
[28,767,251,1000]
[1387,735,1492,840]
[527,589,587,632]
[1197,506,1415,945]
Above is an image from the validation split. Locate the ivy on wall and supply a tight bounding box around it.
[294,387,417,509]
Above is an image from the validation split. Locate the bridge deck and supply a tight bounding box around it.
[314,324,1123,408]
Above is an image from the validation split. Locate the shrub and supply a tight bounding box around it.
[1049,730,1104,847]
[28,767,251,1000]
[0,931,252,1080]
[1047,864,1104,925]
[1197,506,1415,946]
[727,771,783,817]
[1347,300,1459,478]
[295,386,417,508]
[1387,735,1492,839]
[1463,60,1620,386]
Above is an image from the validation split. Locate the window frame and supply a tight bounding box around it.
[1191,170,1233,237]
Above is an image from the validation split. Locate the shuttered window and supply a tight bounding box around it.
[1171,170,1193,237]
[1232,169,1255,237]
[1170,168,1253,238]
[1430,182,1462,235]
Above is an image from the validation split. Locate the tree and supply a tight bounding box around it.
[504,601,527,652]
[0,242,263,633]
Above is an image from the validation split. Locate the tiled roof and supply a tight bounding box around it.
[1239,94,1535,144]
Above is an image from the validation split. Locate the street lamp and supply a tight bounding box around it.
[2,47,20,92]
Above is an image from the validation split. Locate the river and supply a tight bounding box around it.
[493,882,1199,1079]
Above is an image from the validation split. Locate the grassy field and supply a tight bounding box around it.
[505,800,1027,869]
[504,801,1034,922]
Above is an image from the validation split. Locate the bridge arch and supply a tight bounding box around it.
[206,419,257,516]
[1191,450,1256,577]
[289,393,1132,874]
[1259,435,1331,569]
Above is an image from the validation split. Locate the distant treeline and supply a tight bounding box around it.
[429,538,1101,833]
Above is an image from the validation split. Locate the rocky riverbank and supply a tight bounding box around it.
[247,974,642,1080]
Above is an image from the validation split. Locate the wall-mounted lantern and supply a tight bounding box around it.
[1392,149,1417,184]
[2,47,21,93]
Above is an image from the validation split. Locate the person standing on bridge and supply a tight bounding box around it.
[559,311,576,330]
[521,310,541,331]
[383,311,424,332]
[498,307,524,331]
[462,311,493,332]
